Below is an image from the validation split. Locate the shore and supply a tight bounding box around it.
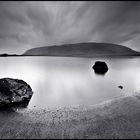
[0,94,140,139]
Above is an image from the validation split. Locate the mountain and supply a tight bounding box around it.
[23,42,140,57]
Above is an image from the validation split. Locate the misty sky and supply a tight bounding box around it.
[0,1,140,54]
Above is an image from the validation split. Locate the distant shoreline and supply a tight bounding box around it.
[2,42,140,58]
[1,54,140,58]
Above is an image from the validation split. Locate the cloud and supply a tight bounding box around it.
[0,1,140,54]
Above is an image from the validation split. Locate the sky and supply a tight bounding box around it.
[0,1,140,54]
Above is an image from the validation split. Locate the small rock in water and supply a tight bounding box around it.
[0,78,33,109]
[118,85,123,89]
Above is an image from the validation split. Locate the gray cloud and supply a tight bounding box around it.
[0,1,140,54]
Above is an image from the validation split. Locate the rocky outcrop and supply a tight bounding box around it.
[0,78,33,108]
[92,61,108,74]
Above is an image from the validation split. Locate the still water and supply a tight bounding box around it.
[0,56,140,109]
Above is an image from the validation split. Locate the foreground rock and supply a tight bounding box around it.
[92,61,108,74]
[0,78,33,108]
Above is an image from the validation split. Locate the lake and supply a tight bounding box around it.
[0,56,140,109]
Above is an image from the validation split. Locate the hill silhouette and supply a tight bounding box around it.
[24,42,140,57]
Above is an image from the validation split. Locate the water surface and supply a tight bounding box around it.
[0,56,140,109]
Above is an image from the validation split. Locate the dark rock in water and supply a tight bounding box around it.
[0,78,33,109]
[118,85,123,89]
[92,61,108,74]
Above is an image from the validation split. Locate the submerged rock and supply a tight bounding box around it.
[92,61,108,74]
[0,78,33,108]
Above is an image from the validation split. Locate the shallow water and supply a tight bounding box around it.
[0,56,140,109]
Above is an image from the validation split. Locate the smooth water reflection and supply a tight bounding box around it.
[0,56,140,109]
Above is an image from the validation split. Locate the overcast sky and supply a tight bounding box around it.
[0,1,140,54]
